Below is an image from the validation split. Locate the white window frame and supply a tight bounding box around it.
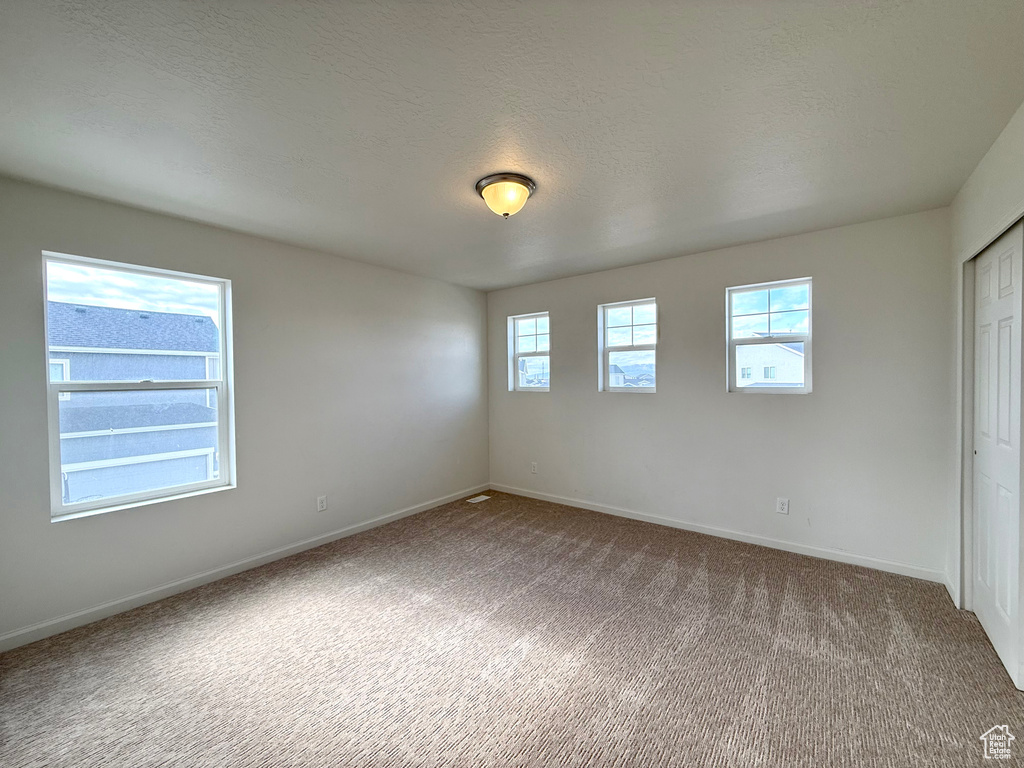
[43,251,236,521]
[49,358,71,400]
[598,298,657,393]
[60,422,219,440]
[727,277,812,395]
[206,355,220,407]
[63,447,216,475]
[508,312,550,392]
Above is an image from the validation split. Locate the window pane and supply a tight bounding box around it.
[517,356,549,388]
[608,350,655,388]
[535,316,549,334]
[518,335,537,353]
[633,324,657,345]
[49,362,66,381]
[769,310,809,335]
[536,334,550,352]
[732,314,769,338]
[632,303,656,325]
[735,343,805,388]
[606,306,632,327]
[58,388,219,504]
[517,318,536,336]
[607,326,632,347]
[732,289,768,316]
[46,261,221,382]
[769,283,809,312]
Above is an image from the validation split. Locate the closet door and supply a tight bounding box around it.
[973,221,1024,687]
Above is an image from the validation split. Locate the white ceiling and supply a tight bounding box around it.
[0,1,1021,290]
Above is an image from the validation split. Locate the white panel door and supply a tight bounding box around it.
[974,221,1024,688]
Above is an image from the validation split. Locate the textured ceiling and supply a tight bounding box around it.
[0,1,1021,290]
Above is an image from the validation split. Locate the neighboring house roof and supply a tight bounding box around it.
[748,334,804,356]
[48,302,218,352]
[609,364,625,374]
[60,403,217,433]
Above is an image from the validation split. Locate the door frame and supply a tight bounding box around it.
[957,217,1024,613]
[958,221,1024,691]
[959,257,976,612]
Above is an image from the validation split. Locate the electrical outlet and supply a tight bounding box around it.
[776,497,789,515]
[531,462,538,474]
[317,495,328,513]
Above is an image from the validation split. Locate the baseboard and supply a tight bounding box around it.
[0,483,489,653]
[937,573,962,614]
[944,571,962,609]
[490,484,945,584]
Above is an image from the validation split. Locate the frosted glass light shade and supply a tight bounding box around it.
[476,173,536,218]
[481,180,530,217]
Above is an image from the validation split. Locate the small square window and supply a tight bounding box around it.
[508,312,550,391]
[599,299,656,392]
[727,278,811,394]
[49,358,71,400]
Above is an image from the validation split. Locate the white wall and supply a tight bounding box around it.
[0,177,489,648]
[949,99,1024,606]
[488,209,954,580]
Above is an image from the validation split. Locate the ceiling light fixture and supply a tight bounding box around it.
[475,173,537,219]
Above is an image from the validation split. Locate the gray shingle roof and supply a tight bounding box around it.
[48,302,219,352]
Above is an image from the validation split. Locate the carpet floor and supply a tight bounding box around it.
[2,492,1023,767]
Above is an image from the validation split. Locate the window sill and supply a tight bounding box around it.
[729,387,812,395]
[51,482,236,523]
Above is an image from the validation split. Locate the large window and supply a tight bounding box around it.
[599,298,657,392]
[509,312,550,391]
[44,252,235,520]
[727,277,811,394]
